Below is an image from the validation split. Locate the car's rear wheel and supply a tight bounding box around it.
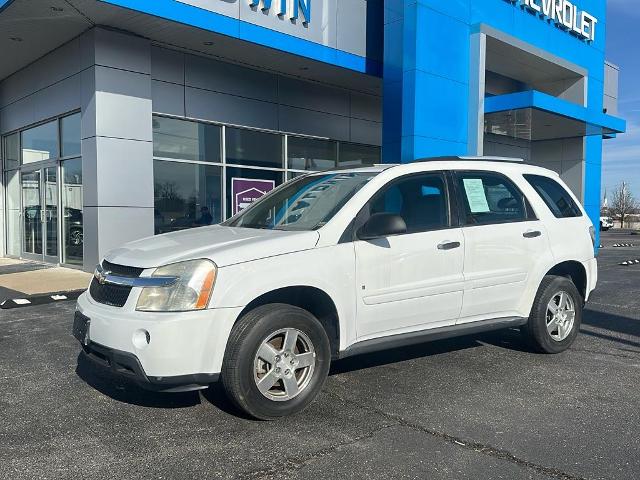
[522,275,583,353]
[221,303,331,420]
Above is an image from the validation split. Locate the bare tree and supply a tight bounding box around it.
[609,182,638,228]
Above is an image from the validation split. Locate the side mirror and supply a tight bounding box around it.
[357,213,407,240]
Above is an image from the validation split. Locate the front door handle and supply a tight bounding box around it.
[523,230,542,238]
[437,241,461,250]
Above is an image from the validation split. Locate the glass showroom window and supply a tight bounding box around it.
[226,127,282,169]
[3,133,19,170]
[225,127,283,216]
[153,116,221,162]
[339,142,380,167]
[60,112,83,265]
[61,113,81,158]
[151,115,382,231]
[4,169,21,257]
[21,120,58,164]
[3,133,20,256]
[152,116,223,234]
[287,136,337,172]
[154,160,223,235]
[61,158,83,265]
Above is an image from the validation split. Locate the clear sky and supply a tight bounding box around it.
[602,0,640,200]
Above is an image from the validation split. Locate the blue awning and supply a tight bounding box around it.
[484,90,626,141]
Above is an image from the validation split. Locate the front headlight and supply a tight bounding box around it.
[136,259,217,312]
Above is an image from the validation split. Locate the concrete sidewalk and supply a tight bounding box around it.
[0,258,92,303]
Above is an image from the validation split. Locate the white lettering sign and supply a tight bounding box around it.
[177,0,311,24]
[508,0,598,41]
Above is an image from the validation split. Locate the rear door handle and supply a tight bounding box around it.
[437,241,461,250]
[523,230,542,238]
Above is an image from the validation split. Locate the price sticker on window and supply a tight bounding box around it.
[463,178,491,213]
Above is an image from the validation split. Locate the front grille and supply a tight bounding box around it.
[89,279,132,307]
[89,260,143,308]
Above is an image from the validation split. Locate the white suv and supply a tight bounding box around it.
[74,157,597,419]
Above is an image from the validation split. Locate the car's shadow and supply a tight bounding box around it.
[76,331,526,415]
[329,334,489,375]
[75,352,253,417]
[75,353,201,409]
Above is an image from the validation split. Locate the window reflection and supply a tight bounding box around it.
[338,143,380,167]
[62,159,83,265]
[3,133,19,170]
[22,120,58,164]
[287,137,337,171]
[150,115,381,234]
[153,116,221,162]
[22,170,42,254]
[61,113,81,158]
[5,169,21,256]
[44,167,58,257]
[153,160,222,234]
[226,127,282,169]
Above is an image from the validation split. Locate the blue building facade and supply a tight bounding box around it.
[0,0,626,269]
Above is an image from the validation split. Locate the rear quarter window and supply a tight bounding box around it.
[523,174,582,218]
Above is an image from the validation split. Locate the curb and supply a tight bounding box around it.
[0,290,84,309]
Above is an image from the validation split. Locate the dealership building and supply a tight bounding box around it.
[0,0,626,271]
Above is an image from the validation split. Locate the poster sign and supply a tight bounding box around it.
[231,178,276,215]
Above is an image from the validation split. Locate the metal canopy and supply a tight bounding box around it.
[0,0,381,95]
[484,90,625,142]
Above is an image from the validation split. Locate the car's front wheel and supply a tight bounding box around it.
[221,303,331,420]
[522,275,583,353]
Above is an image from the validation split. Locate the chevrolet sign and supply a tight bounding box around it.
[508,0,598,41]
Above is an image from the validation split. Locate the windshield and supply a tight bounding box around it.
[224,172,376,231]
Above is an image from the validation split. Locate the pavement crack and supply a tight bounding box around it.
[323,389,587,480]
[242,423,398,479]
[570,346,640,359]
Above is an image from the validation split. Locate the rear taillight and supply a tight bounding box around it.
[589,225,595,246]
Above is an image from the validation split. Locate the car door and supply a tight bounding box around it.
[354,171,465,339]
[453,170,550,322]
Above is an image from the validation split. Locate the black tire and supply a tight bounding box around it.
[221,303,331,420]
[522,275,583,354]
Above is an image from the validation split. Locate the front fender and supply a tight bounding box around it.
[209,244,357,350]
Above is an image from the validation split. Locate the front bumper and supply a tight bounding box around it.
[79,336,219,392]
[74,292,243,384]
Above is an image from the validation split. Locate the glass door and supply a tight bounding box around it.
[20,166,59,263]
[43,166,59,262]
[21,170,42,258]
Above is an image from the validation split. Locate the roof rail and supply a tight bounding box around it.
[413,156,525,164]
[459,156,524,163]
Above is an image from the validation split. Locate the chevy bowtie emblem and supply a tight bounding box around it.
[95,269,110,285]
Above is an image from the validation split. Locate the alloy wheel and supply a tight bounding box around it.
[546,291,576,342]
[253,328,316,402]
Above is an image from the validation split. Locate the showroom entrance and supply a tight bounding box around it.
[2,112,83,267]
[20,164,59,263]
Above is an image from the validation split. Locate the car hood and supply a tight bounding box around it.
[104,225,320,269]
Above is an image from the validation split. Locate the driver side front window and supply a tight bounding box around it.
[367,173,450,234]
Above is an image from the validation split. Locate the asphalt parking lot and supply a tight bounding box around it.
[1,230,639,480]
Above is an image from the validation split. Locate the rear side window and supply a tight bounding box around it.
[455,171,531,225]
[523,174,582,218]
